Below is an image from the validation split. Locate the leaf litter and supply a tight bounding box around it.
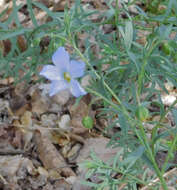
[0,74,122,189]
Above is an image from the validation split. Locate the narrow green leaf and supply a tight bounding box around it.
[26,0,38,27]
[123,146,145,168]
[125,21,133,50]
[172,108,177,126]
[0,28,32,40]
[32,1,63,18]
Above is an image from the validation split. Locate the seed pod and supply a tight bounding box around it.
[173,53,177,63]
[135,105,149,122]
[82,116,93,129]
[161,42,171,55]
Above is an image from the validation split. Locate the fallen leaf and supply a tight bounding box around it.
[51,89,71,106]
[67,143,82,163]
[53,178,72,190]
[76,137,122,164]
[11,129,23,149]
[53,0,71,12]
[34,130,76,177]
[69,99,95,134]
[31,89,50,115]
[15,111,33,149]
[37,166,49,177]
[9,93,29,116]
[73,137,122,189]
[17,35,27,52]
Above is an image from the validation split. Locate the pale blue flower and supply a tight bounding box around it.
[40,47,87,97]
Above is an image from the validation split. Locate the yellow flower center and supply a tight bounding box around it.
[63,72,71,83]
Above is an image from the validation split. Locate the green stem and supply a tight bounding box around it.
[151,99,177,155]
[138,59,147,96]
[104,165,147,185]
[86,87,121,112]
[161,134,177,174]
[138,39,160,96]
[136,87,141,105]
[138,124,168,190]
[72,42,131,119]
[115,0,119,28]
[151,125,160,156]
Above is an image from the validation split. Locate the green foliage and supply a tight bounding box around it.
[79,150,149,190]
[1,0,177,189]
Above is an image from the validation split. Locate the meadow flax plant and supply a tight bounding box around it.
[40,42,170,190]
[54,6,173,190]
[40,47,87,97]
[39,16,173,190]
[72,44,169,190]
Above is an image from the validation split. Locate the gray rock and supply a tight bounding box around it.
[58,114,71,131]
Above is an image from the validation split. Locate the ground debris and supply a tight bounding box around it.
[34,130,76,177]
[0,155,36,189]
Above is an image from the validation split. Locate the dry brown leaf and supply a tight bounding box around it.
[51,89,71,106]
[1,35,27,56]
[31,89,50,115]
[48,169,61,180]
[53,179,72,190]
[37,166,49,177]
[34,130,76,177]
[0,125,17,150]
[69,100,89,134]
[18,111,33,149]
[136,29,150,46]
[0,77,14,85]
[73,137,122,189]
[69,98,94,134]
[11,129,23,149]
[76,137,122,164]
[9,85,30,116]
[0,1,13,22]
[53,0,71,12]
[2,39,11,56]
[38,0,51,7]
[0,99,14,124]
[67,143,82,163]
[17,35,27,52]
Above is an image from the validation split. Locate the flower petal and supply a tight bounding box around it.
[40,65,62,80]
[52,47,69,71]
[68,60,85,78]
[70,79,87,97]
[49,80,68,96]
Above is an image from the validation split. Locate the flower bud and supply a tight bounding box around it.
[161,42,172,55]
[82,116,93,129]
[135,105,149,122]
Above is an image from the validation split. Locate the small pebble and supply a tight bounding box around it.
[58,114,71,131]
